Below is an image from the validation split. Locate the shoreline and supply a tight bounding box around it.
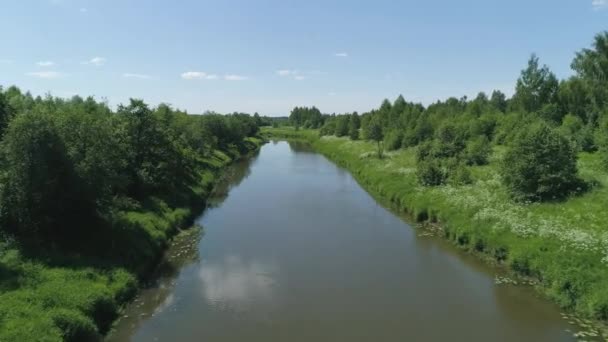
[263,127,608,339]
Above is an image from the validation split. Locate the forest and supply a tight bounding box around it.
[0,89,262,340]
[277,31,608,323]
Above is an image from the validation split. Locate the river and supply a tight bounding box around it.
[107,140,577,341]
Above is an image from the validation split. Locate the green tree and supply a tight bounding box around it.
[490,90,507,113]
[365,116,384,158]
[571,31,608,115]
[334,115,350,137]
[0,111,89,242]
[349,113,360,140]
[512,54,559,113]
[501,123,580,201]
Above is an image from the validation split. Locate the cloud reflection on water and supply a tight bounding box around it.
[199,255,278,311]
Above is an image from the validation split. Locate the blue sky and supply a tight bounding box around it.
[1,0,607,116]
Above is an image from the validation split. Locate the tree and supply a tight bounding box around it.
[349,113,360,140]
[512,54,559,113]
[0,87,15,138]
[490,90,507,113]
[571,31,608,115]
[365,116,384,158]
[501,123,580,201]
[0,111,90,243]
[334,115,350,137]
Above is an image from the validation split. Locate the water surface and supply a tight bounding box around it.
[108,141,575,342]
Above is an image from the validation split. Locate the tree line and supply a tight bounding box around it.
[0,88,260,250]
[294,31,608,202]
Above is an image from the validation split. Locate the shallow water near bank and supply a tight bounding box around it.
[107,141,582,342]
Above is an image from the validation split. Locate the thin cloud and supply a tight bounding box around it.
[334,52,349,57]
[181,71,217,80]
[593,0,608,10]
[82,57,106,66]
[224,74,248,81]
[276,69,310,80]
[37,61,55,67]
[0,59,13,64]
[123,73,152,79]
[26,71,64,79]
[79,7,88,13]
[277,69,297,77]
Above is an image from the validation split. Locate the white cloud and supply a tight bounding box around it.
[277,69,297,76]
[181,71,218,80]
[224,74,248,81]
[334,52,349,57]
[123,73,152,79]
[26,71,64,79]
[593,0,608,10]
[82,57,106,66]
[276,69,309,80]
[36,61,55,67]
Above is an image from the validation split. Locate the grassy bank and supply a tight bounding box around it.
[264,127,608,325]
[0,137,263,341]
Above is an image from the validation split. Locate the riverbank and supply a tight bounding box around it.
[263,127,608,335]
[0,137,263,341]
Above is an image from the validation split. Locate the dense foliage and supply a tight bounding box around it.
[0,87,262,340]
[310,31,608,202]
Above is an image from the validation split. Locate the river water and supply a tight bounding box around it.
[107,140,576,341]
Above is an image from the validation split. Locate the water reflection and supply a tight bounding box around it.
[199,255,277,311]
[207,151,259,208]
[287,140,315,153]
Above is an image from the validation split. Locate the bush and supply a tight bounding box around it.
[448,162,473,185]
[464,136,491,166]
[417,158,446,186]
[596,116,608,168]
[501,123,580,201]
[384,130,403,151]
[50,309,100,342]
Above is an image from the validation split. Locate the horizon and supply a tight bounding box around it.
[1,0,608,116]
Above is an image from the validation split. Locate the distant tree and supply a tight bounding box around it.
[349,113,360,140]
[0,87,14,138]
[335,115,350,137]
[366,117,384,158]
[490,90,508,113]
[571,31,608,115]
[512,54,559,113]
[501,123,580,201]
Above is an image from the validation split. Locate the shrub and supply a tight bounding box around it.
[417,158,446,186]
[464,136,491,166]
[596,116,608,168]
[501,123,580,201]
[50,309,100,342]
[448,162,473,185]
[384,130,403,151]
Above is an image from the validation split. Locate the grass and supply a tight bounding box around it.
[0,139,263,341]
[263,127,608,326]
